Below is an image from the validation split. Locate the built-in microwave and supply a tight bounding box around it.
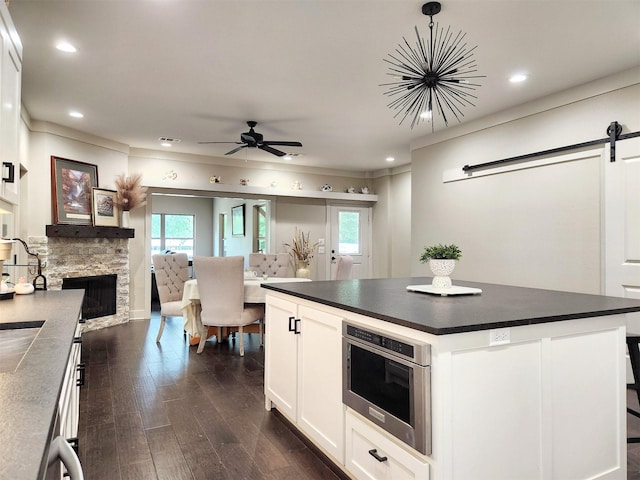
[342,322,431,455]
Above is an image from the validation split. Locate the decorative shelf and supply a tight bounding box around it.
[46,224,135,239]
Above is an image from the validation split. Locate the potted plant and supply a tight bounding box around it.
[284,228,319,279]
[419,243,462,289]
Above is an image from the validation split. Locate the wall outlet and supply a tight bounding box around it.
[489,327,511,346]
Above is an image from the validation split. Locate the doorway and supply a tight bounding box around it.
[328,205,371,279]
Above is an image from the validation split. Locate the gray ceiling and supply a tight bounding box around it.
[8,0,640,172]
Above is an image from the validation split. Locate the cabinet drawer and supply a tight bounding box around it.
[345,410,429,480]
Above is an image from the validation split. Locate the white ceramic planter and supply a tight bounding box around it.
[429,259,456,289]
[296,261,311,279]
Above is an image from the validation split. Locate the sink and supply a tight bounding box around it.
[0,320,45,373]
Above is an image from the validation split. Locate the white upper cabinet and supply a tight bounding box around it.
[0,3,22,205]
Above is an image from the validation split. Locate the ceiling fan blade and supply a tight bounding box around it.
[262,141,302,147]
[225,145,248,155]
[198,141,243,144]
[259,144,287,157]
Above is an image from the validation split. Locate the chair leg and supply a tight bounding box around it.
[260,319,264,347]
[239,326,245,356]
[196,318,208,354]
[156,315,166,343]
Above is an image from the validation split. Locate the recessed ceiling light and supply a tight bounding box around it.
[161,142,172,148]
[56,41,77,53]
[69,111,84,118]
[386,157,395,162]
[509,73,528,83]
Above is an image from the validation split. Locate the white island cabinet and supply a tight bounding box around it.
[264,294,345,464]
[262,278,640,480]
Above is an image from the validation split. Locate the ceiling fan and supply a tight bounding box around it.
[198,121,302,157]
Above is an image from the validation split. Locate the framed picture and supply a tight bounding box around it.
[92,188,119,227]
[51,156,98,225]
[232,204,245,236]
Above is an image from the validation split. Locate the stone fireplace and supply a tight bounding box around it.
[28,227,133,331]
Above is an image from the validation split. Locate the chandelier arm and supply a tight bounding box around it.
[390,42,427,77]
[436,84,476,113]
[403,34,428,74]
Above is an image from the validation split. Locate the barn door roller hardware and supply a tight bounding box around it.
[462,121,640,172]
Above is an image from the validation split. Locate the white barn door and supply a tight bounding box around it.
[605,136,640,300]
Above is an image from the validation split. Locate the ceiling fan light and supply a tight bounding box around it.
[420,110,432,119]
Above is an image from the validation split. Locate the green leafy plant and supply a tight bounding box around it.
[419,243,462,262]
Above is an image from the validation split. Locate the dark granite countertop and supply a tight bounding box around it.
[0,290,84,480]
[262,277,640,334]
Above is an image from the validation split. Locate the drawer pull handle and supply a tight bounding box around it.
[368,449,388,463]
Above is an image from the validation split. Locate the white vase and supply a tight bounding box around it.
[121,210,130,228]
[295,260,311,279]
[429,259,456,289]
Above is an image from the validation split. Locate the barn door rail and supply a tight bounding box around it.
[462,121,640,172]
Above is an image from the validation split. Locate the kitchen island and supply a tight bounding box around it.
[0,290,84,480]
[262,278,640,480]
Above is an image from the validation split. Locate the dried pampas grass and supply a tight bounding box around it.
[115,173,147,211]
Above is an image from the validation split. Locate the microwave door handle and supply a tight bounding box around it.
[47,436,84,480]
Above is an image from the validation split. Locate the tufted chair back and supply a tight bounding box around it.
[153,253,190,303]
[248,253,292,277]
[152,253,189,342]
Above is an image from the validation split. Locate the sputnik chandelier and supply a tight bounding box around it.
[382,1,484,130]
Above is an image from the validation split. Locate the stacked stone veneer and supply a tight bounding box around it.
[28,235,130,332]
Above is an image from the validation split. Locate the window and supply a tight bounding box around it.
[253,204,267,253]
[151,213,195,258]
[338,210,360,254]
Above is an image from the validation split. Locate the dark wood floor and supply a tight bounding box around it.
[78,310,640,479]
[78,311,343,480]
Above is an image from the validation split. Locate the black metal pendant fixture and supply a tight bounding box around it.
[381,2,484,130]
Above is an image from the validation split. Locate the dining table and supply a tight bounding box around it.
[180,276,311,340]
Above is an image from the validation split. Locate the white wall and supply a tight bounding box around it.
[411,81,640,294]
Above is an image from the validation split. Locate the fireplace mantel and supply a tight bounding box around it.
[46,224,135,239]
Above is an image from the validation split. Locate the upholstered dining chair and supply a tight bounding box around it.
[193,256,265,356]
[332,255,354,280]
[152,253,190,342]
[248,253,292,277]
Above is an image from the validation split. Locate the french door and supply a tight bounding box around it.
[328,205,371,279]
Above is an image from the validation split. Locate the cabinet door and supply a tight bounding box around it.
[297,305,344,463]
[0,23,21,204]
[264,295,299,420]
